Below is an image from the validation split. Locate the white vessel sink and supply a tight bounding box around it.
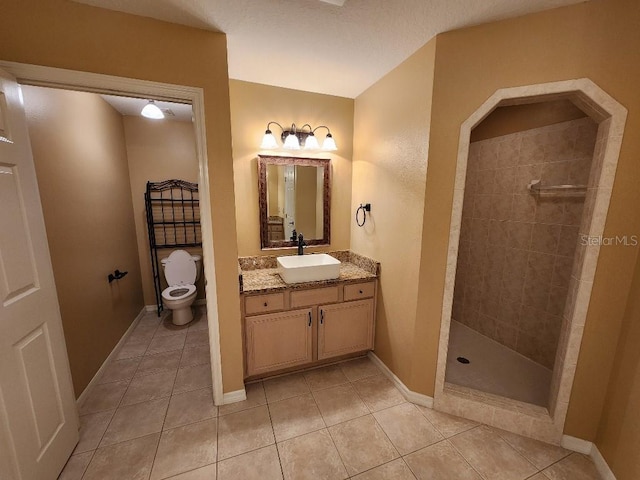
[277,254,341,284]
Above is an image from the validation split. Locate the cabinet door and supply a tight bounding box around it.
[245,308,313,376]
[318,299,374,360]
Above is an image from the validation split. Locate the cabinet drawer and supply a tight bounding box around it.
[245,293,285,315]
[290,286,339,308]
[344,281,375,301]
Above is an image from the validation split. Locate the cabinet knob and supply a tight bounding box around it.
[263,302,268,307]
[359,290,363,294]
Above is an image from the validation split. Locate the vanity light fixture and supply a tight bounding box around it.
[260,122,337,151]
[141,100,165,119]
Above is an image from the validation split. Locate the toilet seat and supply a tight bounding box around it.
[164,250,197,286]
[162,284,197,301]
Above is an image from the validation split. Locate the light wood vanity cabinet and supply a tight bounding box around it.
[243,280,376,378]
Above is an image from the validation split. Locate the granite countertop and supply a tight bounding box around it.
[239,250,379,294]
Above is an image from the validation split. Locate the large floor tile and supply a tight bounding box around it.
[263,373,310,403]
[147,332,187,355]
[180,344,211,368]
[121,370,177,406]
[351,459,416,480]
[218,382,266,416]
[495,428,570,470]
[79,381,128,414]
[269,393,325,442]
[328,414,399,476]
[116,338,151,360]
[217,445,283,480]
[416,406,478,438]
[59,451,94,480]
[187,311,209,332]
[542,453,601,480]
[373,403,442,455]
[165,387,217,430]
[404,441,481,480]
[278,429,348,480]
[98,357,141,384]
[166,463,217,479]
[154,317,190,338]
[75,410,115,453]
[217,405,274,460]
[83,433,159,480]
[352,375,405,412]
[100,397,169,447]
[339,357,381,382]
[304,365,350,391]
[449,425,538,480]
[313,383,369,426]
[136,350,182,378]
[173,363,212,394]
[150,418,217,480]
[185,329,209,347]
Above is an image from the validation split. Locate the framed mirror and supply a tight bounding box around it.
[258,155,331,249]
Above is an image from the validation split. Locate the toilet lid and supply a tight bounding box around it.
[164,250,197,286]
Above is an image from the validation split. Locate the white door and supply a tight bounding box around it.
[0,69,78,479]
[284,165,296,240]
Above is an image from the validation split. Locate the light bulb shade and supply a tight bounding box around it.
[283,132,301,150]
[322,133,337,151]
[260,130,279,149]
[303,133,320,150]
[141,100,164,119]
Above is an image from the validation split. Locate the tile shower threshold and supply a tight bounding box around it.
[444,382,550,417]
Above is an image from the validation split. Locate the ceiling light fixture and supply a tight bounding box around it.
[141,100,165,119]
[260,122,337,151]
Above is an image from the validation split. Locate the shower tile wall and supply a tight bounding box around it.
[453,118,597,369]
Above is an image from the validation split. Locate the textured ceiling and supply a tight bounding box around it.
[76,0,585,98]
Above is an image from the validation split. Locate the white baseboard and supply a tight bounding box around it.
[222,389,247,405]
[76,306,147,408]
[367,352,434,408]
[561,435,616,479]
[561,434,592,454]
[590,443,617,480]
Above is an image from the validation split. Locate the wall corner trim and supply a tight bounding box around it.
[76,306,147,408]
[222,389,247,405]
[367,352,434,408]
[561,435,617,480]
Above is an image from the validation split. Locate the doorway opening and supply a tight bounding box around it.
[434,79,627,443]
[0,60,224,407]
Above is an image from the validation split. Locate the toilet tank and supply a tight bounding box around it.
[161,253,202,282]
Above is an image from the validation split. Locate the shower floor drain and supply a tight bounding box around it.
[457,356,470,364]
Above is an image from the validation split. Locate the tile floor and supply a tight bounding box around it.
[60,309,601,479]
[446,320,552,406]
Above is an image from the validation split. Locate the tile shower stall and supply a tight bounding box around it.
[446,117,597,406]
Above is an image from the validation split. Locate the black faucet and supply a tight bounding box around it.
[297,233,305,255]
[290,229,297,242]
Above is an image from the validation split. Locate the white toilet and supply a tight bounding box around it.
[161,250,202,326]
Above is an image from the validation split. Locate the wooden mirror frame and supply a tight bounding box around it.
[258,155,331,250]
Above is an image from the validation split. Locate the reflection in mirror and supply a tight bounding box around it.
[258,155,330,249]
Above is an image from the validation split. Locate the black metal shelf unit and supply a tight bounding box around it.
[145,179,202,316]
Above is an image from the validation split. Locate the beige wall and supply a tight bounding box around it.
[470,99,587,142]
[295,165,318,239]
[0,0,244,393]
[23,86,143,397]
[424,0,640,445]
[352,38,436,386]
[229,80,353,256]
[596,256,640,480]
[123,116,204,307]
